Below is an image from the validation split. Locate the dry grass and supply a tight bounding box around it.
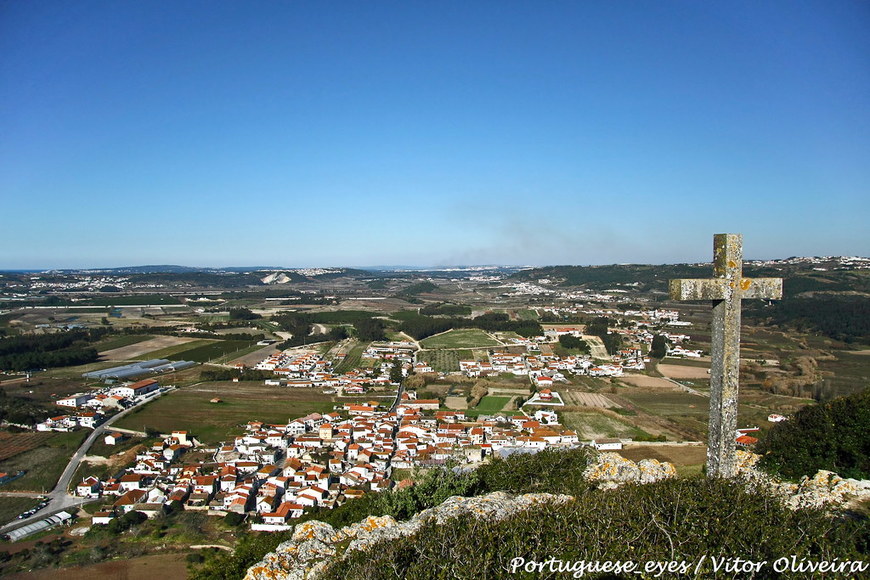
[657,364,711,380]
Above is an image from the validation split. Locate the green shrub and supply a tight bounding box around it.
[323,478,869,580]
[757,389,870,479]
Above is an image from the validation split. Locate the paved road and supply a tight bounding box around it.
[0,389,172,534]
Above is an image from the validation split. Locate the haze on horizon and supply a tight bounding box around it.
[2,1,868,270]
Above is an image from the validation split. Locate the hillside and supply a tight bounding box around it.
[189,445,869,580]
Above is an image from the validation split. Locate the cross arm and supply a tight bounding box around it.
[670,278,728,300]
[670,277,783,301]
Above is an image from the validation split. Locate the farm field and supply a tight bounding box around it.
[133,339,216,361]
[7,552,190,580]
[617,375,676,389]
[0,431,88,492]
[0,432,54,462]
[0,497,41,527]
[134,339,258,363]
[333,341,369,374]
[419,329,501,349]
[561,390,620,408]
[467,396,511,416]
[98,335,196,360]
[657,363,711,380]
[93,334,154,353]
[114,382,339,444]
[618,444,707,476]
[559,410,650,440]
[80,295,182,306]
[417,349,477,372]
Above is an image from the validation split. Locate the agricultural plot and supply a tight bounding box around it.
[0,430,88,492]
[561,391,620,409]
[98,335,196,360]
[93,334,154,353]
[144,339,257,363]
[0,431,54,462]
[419,329,501,349]
[416,349,476,372]
[82,294,181,306]
[334,341,369,374]
[114,382,339,444]
[464,396,511,417]
[134,339,216,361]
[0,497,41,526]
[560,410,650,441]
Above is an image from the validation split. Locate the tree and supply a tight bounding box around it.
[390,359,404,384]
[229,307,260,321]
[558,334,590,353]
[650,334,669,358]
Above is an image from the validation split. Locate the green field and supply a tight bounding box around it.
[417,349,477,372]
[334,341,369,374]
[94,334,154,352]
[142,339,258,362]
[136,339,216,360]
[465,396,511,417]
[419,329,501,349]
[114,383,339,444]
[0,497,41,527]
[517,309,540,321]
[560,410,651,440]
[81,295,182,306]
[0,431,88,492]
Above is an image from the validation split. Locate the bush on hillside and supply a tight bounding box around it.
[323,478,869,580]
[757,388,870,480]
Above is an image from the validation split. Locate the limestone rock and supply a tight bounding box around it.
[583,452,676,488]
[244,491,573,580]
[735,450,870,511]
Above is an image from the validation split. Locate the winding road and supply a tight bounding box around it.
[0,389,172,535]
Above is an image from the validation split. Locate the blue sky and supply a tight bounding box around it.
[2,1,868,268]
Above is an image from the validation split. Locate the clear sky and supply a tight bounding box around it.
[2,1,868,269]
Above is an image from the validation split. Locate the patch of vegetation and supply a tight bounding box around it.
[394,281,439,300]
[170,340,257,363]
[0,389,51,425]
[419,303,471,316]
[0,430,88,492]
[746,295,870,344]
[757,389,870,479]
[419,329,501,349]
[228,307,260,321]
[323,477,868,580]
[469,395,510,415]
[0,329,108,371]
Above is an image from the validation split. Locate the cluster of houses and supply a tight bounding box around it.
[76,392,587,530]
[256,349,400,393]
[457,348,645,383]
[38,379,162,433]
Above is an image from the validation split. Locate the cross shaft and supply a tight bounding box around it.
[669,234,782,478]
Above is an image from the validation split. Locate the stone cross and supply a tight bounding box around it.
[669,234,782,478]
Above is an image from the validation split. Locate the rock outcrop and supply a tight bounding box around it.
[736,450,870,510]
[245,491,573,580]
[583,451,677,489]
[245,450,870,580]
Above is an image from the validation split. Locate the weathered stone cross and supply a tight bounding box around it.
[669,234,782,478]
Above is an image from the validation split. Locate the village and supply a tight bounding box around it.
[64,310,708,531]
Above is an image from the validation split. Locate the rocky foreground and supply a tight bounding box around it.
[244,451,870,580]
